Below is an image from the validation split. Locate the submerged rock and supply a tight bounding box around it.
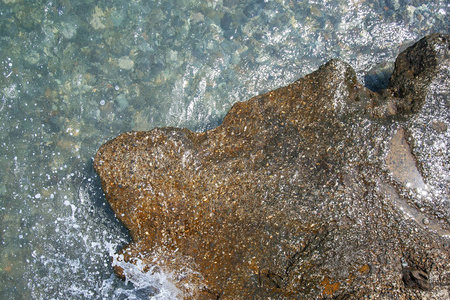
[94,34,449,299]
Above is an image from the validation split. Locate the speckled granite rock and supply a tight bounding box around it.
[94,34,449,299]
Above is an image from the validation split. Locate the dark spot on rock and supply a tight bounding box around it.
[402,267,431,291]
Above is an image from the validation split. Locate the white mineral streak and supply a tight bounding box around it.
[386,127,426,191]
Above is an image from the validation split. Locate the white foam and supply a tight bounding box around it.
[111,253,183,300]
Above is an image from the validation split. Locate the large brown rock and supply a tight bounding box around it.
[94,34,449,299]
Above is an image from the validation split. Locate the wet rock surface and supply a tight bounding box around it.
[94,34,449,299]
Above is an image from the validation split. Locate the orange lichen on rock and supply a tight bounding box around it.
[321,276,340,296]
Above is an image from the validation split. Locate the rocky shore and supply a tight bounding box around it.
[94,34,449,299]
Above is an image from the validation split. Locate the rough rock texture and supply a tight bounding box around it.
[94,34,449,299]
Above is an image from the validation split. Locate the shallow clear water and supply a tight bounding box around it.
[0,0,448,299]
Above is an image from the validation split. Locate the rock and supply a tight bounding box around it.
[94,34,450,299]
[118,56,135,70]
[90,6,107,30]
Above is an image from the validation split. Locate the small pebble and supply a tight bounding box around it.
[118,56,134,70]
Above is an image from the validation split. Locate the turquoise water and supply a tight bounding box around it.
[0,0,448,298]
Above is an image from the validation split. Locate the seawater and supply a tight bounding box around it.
[0,0,448,299]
